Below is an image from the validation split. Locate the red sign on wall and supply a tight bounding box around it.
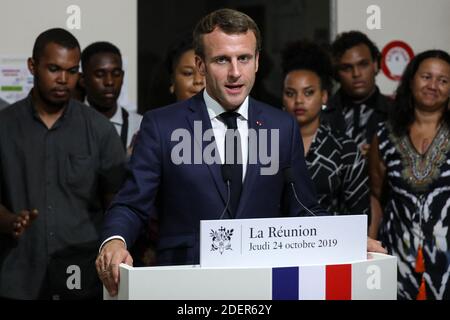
[381,41,414,81]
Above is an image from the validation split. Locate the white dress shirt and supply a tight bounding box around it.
[109,106,143,148]
[85,100,142,148]
[203,90,248,181]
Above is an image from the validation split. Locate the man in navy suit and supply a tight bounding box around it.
[96,9,385,297]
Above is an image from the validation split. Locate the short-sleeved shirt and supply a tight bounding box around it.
[0,95,126,299]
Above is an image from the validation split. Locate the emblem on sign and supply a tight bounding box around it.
[210,227,234,254]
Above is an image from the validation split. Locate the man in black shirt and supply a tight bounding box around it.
[0,28,125,299]
[0,97,8,111]
[323,31,392,156]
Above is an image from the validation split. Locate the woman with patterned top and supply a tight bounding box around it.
[281,40,369,217]
[369,50,450,300]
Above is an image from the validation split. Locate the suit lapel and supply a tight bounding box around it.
[186,93,227,204]
[235,98,264,218]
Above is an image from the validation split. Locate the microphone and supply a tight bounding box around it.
[219,164,232,219]
[283,167,317,217]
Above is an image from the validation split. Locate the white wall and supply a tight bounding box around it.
[335,0,450,95]
[0,0,137,106]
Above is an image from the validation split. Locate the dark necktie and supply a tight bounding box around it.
[220,112,243,217]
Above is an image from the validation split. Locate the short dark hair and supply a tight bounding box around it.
[32,28,80,62]
[390,49,450,137]
[193,8,261,59]
[331,30,381,67]
[165,32,194,76]
[281,40,333,93]
[81,41,122,71]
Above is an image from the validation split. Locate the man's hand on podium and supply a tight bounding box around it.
[367,237,387,253]
[96,239,133,297]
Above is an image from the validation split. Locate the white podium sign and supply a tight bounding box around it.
[200,215,367,268]
[105,253,397,300]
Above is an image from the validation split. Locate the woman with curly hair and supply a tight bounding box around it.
[281,40,369,217]
[369,50,450,299]
[166,33,205,102]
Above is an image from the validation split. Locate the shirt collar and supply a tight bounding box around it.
[341,86,381,109]
[109,106,123,126]
[85,99,122,125]
[28,89,73,124]
[203,89,248,121]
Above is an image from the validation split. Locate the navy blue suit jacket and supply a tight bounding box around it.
[102,92,324,265]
